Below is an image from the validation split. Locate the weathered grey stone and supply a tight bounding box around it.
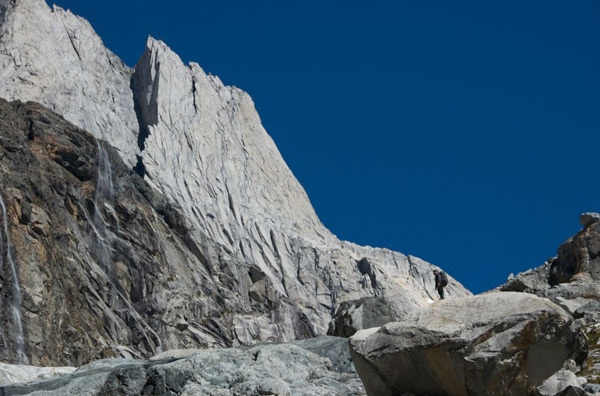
[291,336,356,374]
[502,213,600,292]
[0,359,147,395]
[0,362,75,386]
[349,292,587,396]
[500,262,552,293]
[0,338,366,396]
[555,297,600,321]
[327,297,397,337]
[497,215,600,388]
[535,370,586,396]
[581,213,600,228]
[0,0,140,168]
[585,383,600,394]
[550,215,600,285]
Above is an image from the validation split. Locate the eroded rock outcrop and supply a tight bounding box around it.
[349,292,587,396]
[549,213,600,285]
[500,213,600,391]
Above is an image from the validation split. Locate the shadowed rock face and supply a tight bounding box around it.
[0,99,228,365]
[349,292,587,396]
[0,0,472,366]
[2,99,354,365]
[549,213,600,285]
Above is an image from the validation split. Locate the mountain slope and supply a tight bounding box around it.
[0,0,470,365]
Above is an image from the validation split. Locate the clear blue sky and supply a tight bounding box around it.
[46,0,600,294]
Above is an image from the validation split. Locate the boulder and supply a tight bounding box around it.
[349,292,587,396]
[500,262,552,293]
[535,369,587,396]
[585,383,600,394]
[580,213,600,228]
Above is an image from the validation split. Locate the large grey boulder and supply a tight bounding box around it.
[349,292,587,396]
[535,369,587,396]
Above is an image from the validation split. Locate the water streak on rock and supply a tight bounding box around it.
[0,194,28,364]
[91,142,115,275]
[90,143,162,354]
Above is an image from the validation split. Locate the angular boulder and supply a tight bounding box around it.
[535,369,587,396]
[350,292,587,396]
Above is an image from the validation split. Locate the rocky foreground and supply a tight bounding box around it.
[346,213,600,396]
[0,337,365,396]
[350,292,587,396]
[2,213,600,395]
[1,214,600,395]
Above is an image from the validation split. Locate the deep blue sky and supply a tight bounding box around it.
[46,0,600,294]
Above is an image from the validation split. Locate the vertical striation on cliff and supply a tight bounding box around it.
[0,0,471,365]
[0,0,139,168]
[0,194,27,364]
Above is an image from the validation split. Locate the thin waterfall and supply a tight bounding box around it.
[91,143,162,354]
[91,142,116,276]
[0,194,28,364]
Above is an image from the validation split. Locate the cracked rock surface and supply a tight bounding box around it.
[0,0,471,366]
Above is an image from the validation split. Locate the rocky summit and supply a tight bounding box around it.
[0,0,470,367]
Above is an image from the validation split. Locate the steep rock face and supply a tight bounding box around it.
[0,99,211,364]
[0,0,471,365]
[0,99,355,365]
[0,98,467,366]
[349,292,587,396]
[0,0,139,168]
[129,37,471,339]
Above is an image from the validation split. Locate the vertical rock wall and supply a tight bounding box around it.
[0,0,471,365]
